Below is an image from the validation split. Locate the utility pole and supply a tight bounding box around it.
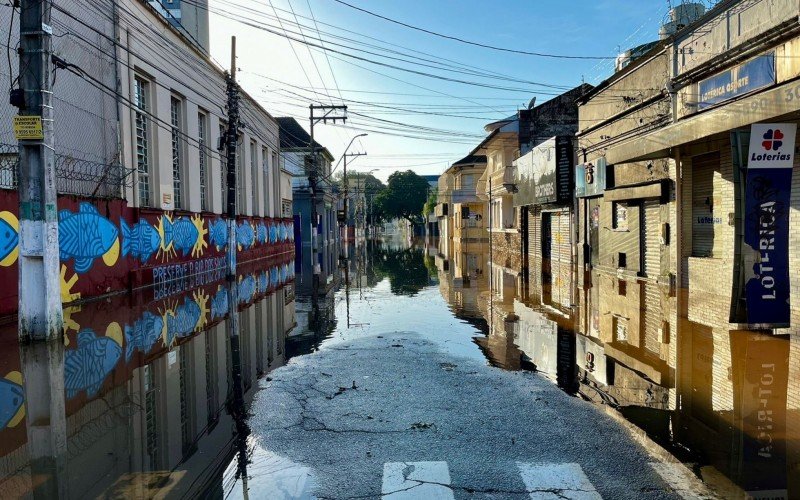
[225,36,240,352]
[15,0,63,340]
[308,105,347,255]
[342,152,366,240]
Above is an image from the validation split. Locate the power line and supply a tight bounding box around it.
[330,0,616,60]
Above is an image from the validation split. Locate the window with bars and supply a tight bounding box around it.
[205,333,218,426]
[198,112,208,211]
[144,364,159,469]
[282,199,292,218]
[179,347,193,455]
[236,135,244,213]
[250,140,258,214]
[170,97,184,209]
[262,147,270,214]
[219,122,227,211]
[134,76,151,207]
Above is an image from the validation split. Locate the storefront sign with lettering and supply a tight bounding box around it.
[743,123,795,325]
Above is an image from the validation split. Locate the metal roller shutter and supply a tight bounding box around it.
[550,210,572,310]
[691,152,718,257]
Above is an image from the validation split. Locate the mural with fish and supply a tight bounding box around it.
[0,191,295,317]
[59,252,294,408]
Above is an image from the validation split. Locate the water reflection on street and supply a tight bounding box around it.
[0,237,796,498]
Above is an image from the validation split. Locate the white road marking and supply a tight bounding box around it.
[382,461,455,499]
[649,462,716,499]
[517,462,603,499]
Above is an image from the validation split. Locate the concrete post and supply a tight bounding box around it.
[17,0,63,340]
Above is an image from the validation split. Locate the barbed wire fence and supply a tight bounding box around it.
[0,0,130,199]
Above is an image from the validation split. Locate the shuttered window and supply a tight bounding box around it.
[691,152,718,257]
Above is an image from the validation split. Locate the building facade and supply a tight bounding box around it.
[0,0,294,315]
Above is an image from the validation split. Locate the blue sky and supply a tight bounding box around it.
[209,0,687,180]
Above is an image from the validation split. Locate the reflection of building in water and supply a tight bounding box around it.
[0,260,295,498]
[436,239,488,320]
[287,241,341,357]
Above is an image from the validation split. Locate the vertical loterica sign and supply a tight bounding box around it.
[744,123,796,326]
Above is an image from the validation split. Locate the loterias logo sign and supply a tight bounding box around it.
[743,123,796,326]
[750,125,795,168]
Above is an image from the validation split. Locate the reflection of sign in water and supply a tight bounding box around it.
[744,123,795,325]
[731,331,789,497]
[698,52,775,109]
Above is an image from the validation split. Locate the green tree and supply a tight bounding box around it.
[373,170,430,225]
[423,189,437,217]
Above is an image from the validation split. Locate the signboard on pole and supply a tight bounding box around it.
[743,123,795,326]
[12,116,44,140]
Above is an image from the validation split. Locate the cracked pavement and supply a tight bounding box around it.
[243,329,688,499]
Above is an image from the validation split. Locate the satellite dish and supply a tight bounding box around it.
[528,97,537,110]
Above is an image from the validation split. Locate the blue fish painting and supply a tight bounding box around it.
[124,311,164,362]
[257,222,268,245]
[59,203,120,273]
[258,271,269,294]
[0,211,19,267]
[237,222,255,250]
[238,275,256,304]
[164,216,199,257]
[270,267,279,288]
[64,328,122,399]
[269,223,278,244]
[209,218,228,251]
[167,296,202,339]
[0,372,24,430]
[279,222,288,242]
[210,286,228,320]
[121,219,161,263]
[281,264,289,283]
[288,222,294,242]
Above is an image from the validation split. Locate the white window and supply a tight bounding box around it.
[134,76,151,206]
[219,122,227,211]
[250,140,258,214]
[262,146,270,213]
[170,96,184,209]
[613,202,628,231]
[198,111,208,211]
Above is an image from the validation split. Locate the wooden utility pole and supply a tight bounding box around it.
[15,0,63,340]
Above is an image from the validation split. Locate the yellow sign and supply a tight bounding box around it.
[12,116,44,140]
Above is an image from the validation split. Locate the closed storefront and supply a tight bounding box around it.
[691,152,718,257]
[548,209,572,310]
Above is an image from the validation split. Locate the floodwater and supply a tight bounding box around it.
[0,236,796,498]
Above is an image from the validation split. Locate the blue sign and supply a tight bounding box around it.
[744,167,791,325]
[698,52,775,109]
[575,158,606,198]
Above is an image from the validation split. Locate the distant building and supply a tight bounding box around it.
[277,117,339,254]
[148,0,210,52]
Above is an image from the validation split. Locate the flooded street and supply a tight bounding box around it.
[0,237,796,498]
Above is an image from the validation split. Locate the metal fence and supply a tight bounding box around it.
[0,144,132,199]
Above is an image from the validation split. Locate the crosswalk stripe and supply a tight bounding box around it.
[517,462,603,499]
[649,462,715,499]
[382,461,455,499]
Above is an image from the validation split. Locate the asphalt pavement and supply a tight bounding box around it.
[240,330,711,499]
